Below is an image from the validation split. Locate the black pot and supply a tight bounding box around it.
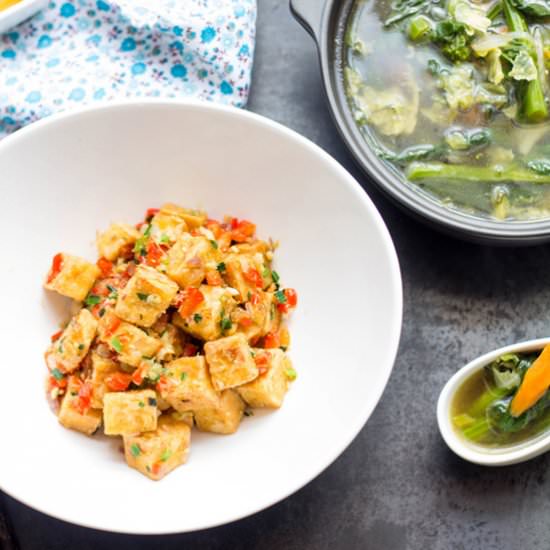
[290,0,550,245]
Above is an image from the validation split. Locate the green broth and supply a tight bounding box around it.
[344,0,550,220]
[451,350,550,448]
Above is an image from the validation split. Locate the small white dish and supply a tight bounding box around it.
[0,100,402,533]
[0,0,47,35]
[437,337,550,466]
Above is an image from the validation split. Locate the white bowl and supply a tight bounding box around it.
[437,337,550,466]
[0,100,402,533]
[0,0,48,35]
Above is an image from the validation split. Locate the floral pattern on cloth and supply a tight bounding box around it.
[0,0,256,138]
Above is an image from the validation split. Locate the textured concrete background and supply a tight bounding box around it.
[3,1,550,548]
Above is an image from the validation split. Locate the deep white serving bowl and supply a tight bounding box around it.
[0,0,48,35]
[0,100,402,534]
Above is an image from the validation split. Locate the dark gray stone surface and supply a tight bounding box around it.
[3,1,550,548]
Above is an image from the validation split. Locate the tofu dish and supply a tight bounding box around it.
[43,204,297,480]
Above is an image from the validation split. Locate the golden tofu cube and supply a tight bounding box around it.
[150,203,189,243]
[194,390,245,434]
[89,352,119,409]
[103,389,158,435]
[45,309,98,373]
[170,410,194,427]
[123,415,191,481]
[224,253,271,302]
[237,290,281,342]
[96,223,140,261]
[237,349,293,408]
[173,285,237,341]
[98,316,162,367]
[165,234,218,288]
[115,265,178,327]
[230,241,270,258]
[170,205,207,229]
[156,323,184,362]
[44,253,100,302]
[160,356,219,412]
[58,377,102,435]
[204,333,258,391]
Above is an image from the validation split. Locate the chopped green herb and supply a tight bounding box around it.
[138,401,145,408]
[193,313,203,323]
[220,317,232,332]
[145,465,151,472]
[99,308,106,318]
[78,343,85,351]
[247,291,252,301]
[274,290,287,304]
[130,444,141,457]
[262,266,270,278]
[108,289,118,300]
[51,368,65,381]
[271,271,280,284]
[160,448,172,462]
[134,237,148,257]
[280,346,288,352]
[160,233,171,244]
[180,372,188,381]
[217,262,226,273]
[111,336,123,353]
[137,292,149,302]
[143,224,152,238]
[85,294,101,306]
[106,284,116,293]
[148,397,157,406]
[70,391,78,396]
[209,239,219,249]
[285,367,297,381]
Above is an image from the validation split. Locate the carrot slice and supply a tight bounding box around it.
[510,344,550,417]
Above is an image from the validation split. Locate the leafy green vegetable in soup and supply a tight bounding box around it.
[451,349,550,447]
[344,0,550,220]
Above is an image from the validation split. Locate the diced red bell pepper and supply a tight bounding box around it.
[47,253,63,283]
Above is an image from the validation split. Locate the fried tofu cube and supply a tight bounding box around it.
[123,415,191,480]
[58,376,102,435]
[44,253,100,302]
[236,290,281,342]
[204,333,258,391]
[45,309,98,373]
[98,316,162,367]
[156,323,184,362]
[89,352,119,409]
[194,390,245,434]
[171,205,207,229]
[115,265,178,328]
[96,223,140,261]
[103,389,158,435]
[172,285,237,341]
[165,234,218,288]
[149,203,189,243]
[224,253,271,302]
[159,356,219,412]
[230,241,271,258]
[237,349,293,408]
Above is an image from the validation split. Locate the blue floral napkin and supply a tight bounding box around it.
[0,0,256,138]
